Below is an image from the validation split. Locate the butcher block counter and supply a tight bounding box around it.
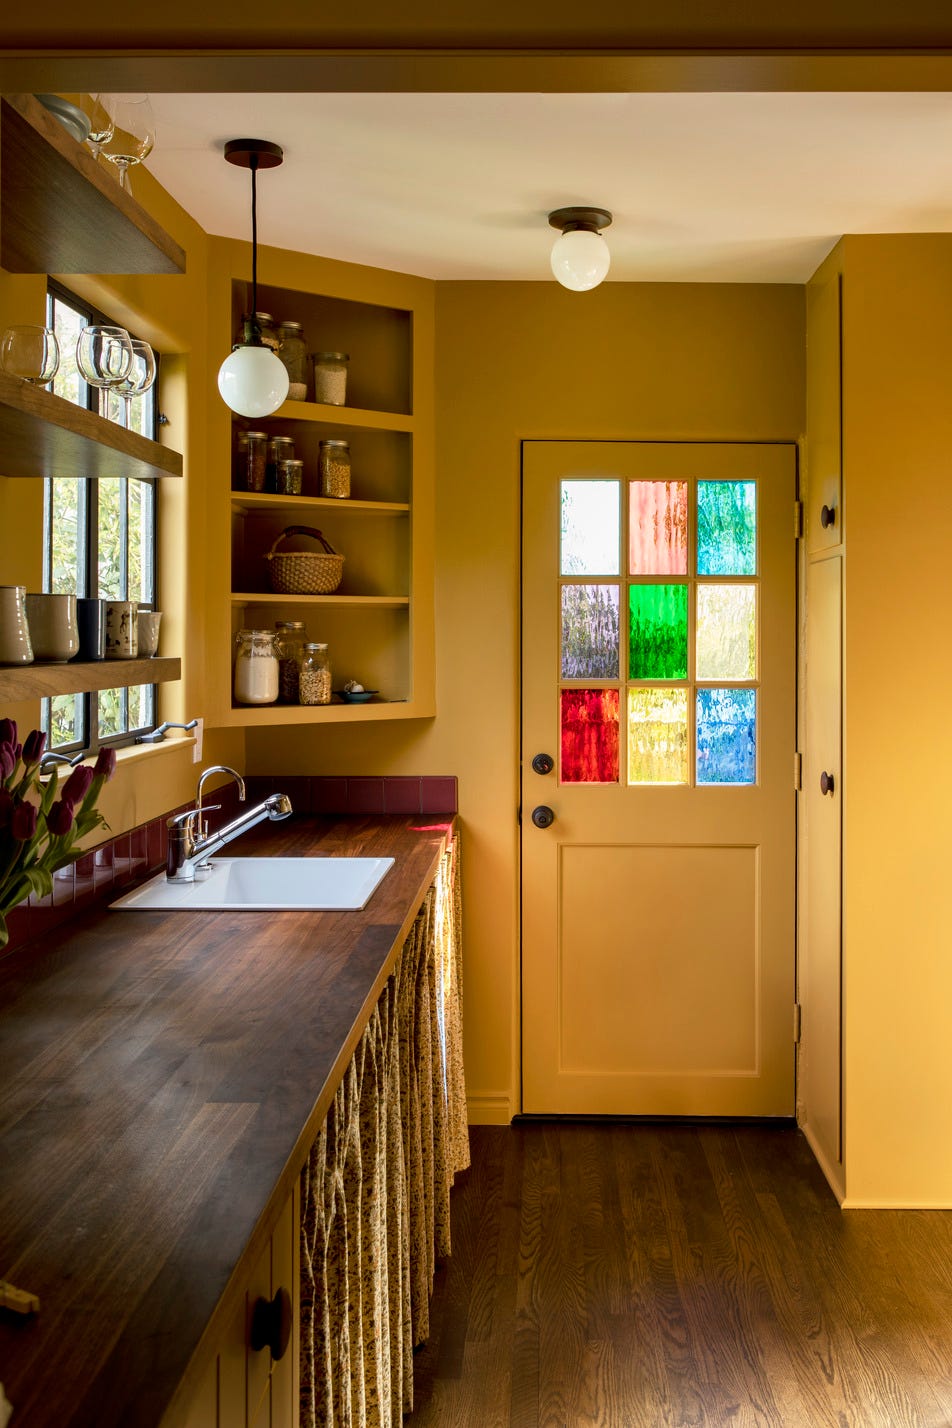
[0,812,457,1428]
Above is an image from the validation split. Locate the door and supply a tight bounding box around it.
[522,442,797,1116]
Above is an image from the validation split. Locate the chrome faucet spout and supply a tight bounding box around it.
[166,769,291,882]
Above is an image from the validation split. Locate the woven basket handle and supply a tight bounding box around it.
[267,526,339,557]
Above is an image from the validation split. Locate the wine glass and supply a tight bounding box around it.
[114,340,156,429]
[79,94,115,161]
[75,325,134,415]
[0,325,60,385]
[100,95,155,194]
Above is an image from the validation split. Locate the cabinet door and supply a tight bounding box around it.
[246,1231,274,1424]
[269,1182,299,1428]
[806,272,843,553]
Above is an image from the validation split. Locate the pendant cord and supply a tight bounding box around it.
[250,154,259,322]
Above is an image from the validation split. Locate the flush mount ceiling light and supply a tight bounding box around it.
[548,206,613,292]
[217,139,290,419]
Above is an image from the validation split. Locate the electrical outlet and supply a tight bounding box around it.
[192,717,204,764]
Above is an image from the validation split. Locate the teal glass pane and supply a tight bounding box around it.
[561,584,620,678]
[697,480,756,575]
[560,480,620,576]
[627,688,689,784]
[696,584,756,680]
[697,688,756,785]
[628,584,688,679]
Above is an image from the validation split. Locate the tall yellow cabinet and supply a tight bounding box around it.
[801,235,952,1208]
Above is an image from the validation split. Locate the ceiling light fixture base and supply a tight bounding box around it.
[223,139,284,170]
[548,206,613,234]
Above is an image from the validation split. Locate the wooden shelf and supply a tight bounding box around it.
[0,371,183,480]
[222,699,411,726]
[269,399,414,432]
[0,93,186,275]
[230,492,409,516]
[0,657,181,703]
[232,593,409,608]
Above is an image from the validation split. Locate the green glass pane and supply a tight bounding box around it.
[560,480,620,576]
[697,481,756,575]
[628,584,688,679]
[627,688,689,784]
[629,481,688,575]
[97,478,123,600]
[561,584,619,678]
[696,584,756,680]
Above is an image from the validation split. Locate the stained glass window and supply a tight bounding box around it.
[629,481,688,575]
[561,584,620,678]
[561,688,620,784]
[696,584,756,681]
[628,689,689,784]
[560,480,620,576]
[629,584,688,679]
[697,481,756,575]
[696,688,756,785]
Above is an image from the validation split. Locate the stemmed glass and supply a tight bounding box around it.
[79,94,115,161]
[114,339,156,429]
[100,95,155,194]
[75,325,134,416]
[0,326,60,385]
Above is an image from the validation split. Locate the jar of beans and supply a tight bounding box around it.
[318,439,351,498]
[275,457,304,495]
[299,643,332,705]
[266,435,295,492]
[274,620,307,702]
[312,351,349,406]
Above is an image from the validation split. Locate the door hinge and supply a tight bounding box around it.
[794,500,804,538]
[794,750,802,791]
[794,1003,802,1045]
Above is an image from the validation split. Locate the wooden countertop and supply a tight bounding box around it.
[0,813,454,1428]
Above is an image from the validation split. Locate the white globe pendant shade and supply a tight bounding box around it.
[217,343,289,418]
[550,228,611,291]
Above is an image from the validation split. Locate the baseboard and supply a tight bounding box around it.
[466,1093,513,1125]
[800,1119,846,1205]
[840,1195,952,1209]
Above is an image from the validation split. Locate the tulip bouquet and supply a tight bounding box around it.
[0,720,116,949]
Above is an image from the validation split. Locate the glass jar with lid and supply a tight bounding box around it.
[236,311,279,352]
[312,351,349,406]
[274,620,307,702]
[233,629,279,705]
[234,429,268,491]
[276,320,308,400]
[299,643,332,705]
[266,434,295,492]
[318,439,351,499]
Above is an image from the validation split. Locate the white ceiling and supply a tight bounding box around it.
[143,91,952,284]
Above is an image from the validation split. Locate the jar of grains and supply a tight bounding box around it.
[266,435,295,492]
[275,457,304,495]
[276,320,308,401]
[237,311,280,352]
[312,351,349,406]
[234,429,268,491]
[318,439,351,498]
[299,642,332,705]
[274,620,308,702]
[233,629,279,705]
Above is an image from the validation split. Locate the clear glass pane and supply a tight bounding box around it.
[97,478,124,600]
[127,479,155,606]
[697,480,757,575]
[560,480,620,576]
[629,584,688,679]
[627,688,689,784]
[629,481,688,575]
[697,688,756,785]
[41,694,84,751]
[50,302,86,408]
[561,584,619,678]
[696,584,756,680]
[48,480,83,595]
[127,684,154,731]
[560,688,620,784]
[98,688,126,739]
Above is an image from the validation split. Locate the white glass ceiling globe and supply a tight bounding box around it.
[550,228,611,292]
[217,343,290,418]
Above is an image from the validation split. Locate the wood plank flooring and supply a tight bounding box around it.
[407,1123,952,1428]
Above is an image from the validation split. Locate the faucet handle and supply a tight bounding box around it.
[167,805,220,833]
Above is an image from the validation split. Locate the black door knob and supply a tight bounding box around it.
[820,770,835,796]
[531,805,555,829]
[531,753,555,775]
[820,504,837,529]
[250,1287,292,1360]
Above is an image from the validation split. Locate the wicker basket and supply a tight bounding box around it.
[265,526,344,595]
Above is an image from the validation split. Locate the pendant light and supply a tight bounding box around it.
[548,207,613,292]
[217,139,290,419]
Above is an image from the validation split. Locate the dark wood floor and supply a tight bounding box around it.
[408,1123,952,1427]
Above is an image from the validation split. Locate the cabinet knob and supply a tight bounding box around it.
[820,770,835,796]
[250,1287,292,1361]
[531,752,555,775]
[531,805,555,829]
[820,504,837,530]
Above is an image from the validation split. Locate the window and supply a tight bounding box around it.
[42,282,159,754]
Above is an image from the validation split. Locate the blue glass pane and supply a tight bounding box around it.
[696,688,756,785]
[697,481,756,575]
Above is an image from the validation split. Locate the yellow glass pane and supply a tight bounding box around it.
[627,688,689,785]
[696,584,756,681]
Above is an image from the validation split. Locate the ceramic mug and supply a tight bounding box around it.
[104,600,138,659]
[136,610,162,657]
[24,593,78,663]
[0,585,34,665]
[76,598,107,661]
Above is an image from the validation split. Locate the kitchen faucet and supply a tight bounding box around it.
[166,766,292,882]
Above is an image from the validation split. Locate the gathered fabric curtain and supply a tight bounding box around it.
[300,837,469,1427]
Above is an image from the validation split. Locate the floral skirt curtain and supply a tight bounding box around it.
[300,837,469,1427]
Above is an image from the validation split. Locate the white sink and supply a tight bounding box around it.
[110,856,395,912]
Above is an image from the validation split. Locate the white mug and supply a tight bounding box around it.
[105,600,139,659]
[0,585,34,665]
[24,593,78,663]
[136,609,162,657]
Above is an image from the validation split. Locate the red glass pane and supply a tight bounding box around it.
[560,688,620,783]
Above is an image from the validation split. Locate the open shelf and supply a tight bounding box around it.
[0,93,186,276]
[230,492,409,517]
[269,400,414,433]
[0,657,181,703]
[232,594,410,608]
[0,371,183,481]
[222,699,412,727]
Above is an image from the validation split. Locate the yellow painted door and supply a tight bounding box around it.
[521,441,797,1116]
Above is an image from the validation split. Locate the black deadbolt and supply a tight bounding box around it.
[531,753,555,775]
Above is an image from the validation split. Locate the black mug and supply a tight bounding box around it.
[76,597,106,661]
